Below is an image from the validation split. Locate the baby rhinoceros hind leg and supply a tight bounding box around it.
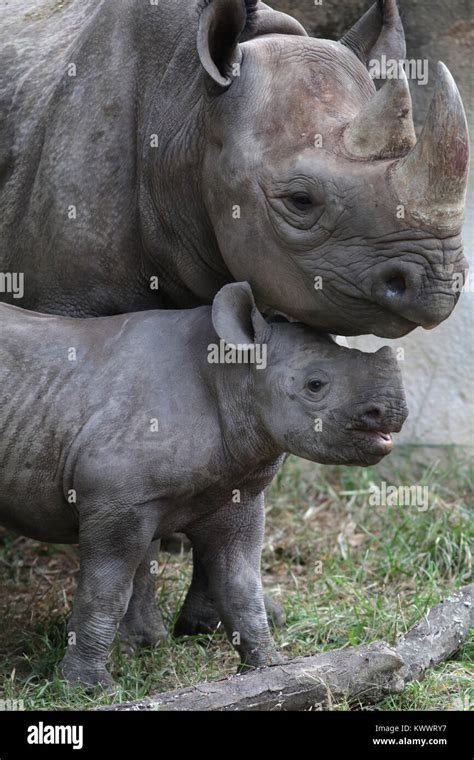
[118,540,168,654]
[175,568,285,637]
[59,498,158,690]
[263,595,286,630]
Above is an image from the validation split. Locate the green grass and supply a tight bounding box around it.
[0,446,472,711]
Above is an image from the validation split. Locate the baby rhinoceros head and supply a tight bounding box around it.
[212,282,408,467]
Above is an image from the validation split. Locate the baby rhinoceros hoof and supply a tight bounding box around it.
[118,615,168,655]
[174,594,285,637]
[237,651,286,674]
[264,596,286,630]
[59,653,117,694]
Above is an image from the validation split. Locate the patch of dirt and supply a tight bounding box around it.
[0,528,77,671]
[445,20,474,41]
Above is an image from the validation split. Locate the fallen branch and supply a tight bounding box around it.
[102,583,473,711]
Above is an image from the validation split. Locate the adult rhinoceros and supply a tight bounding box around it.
[0,0,469,337]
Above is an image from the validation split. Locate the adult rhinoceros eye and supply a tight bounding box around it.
[290,192,313,211]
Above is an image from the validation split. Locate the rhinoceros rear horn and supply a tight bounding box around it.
[340,0,406,68]
[390,62,470,229]
[197,0,247,88]
[343,67,416,159]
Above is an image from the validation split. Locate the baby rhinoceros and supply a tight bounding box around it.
[0,283,408,688]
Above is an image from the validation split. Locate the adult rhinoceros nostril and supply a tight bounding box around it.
[385,276,407,297]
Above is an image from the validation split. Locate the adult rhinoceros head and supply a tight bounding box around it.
[196,0,469,338]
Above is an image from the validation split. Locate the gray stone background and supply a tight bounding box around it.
[273,0,473,445]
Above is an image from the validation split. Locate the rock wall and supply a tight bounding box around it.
[273,0,473,445]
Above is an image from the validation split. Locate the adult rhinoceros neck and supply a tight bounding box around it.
[0,0,232,316]
[137,3,236,310]
[0,0,153,315]
[138,91,234,310]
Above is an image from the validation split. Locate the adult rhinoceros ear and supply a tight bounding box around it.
[240,1,308,42]
[197,0,247,88]
[212,282,269,348]
[340,0,406,69]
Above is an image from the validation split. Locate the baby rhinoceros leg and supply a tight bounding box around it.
[174,555,285,636]
[264,595,286,630]
[60,501,158,690]
[174,552,222,636]
[119,539,167,653]
[185,494,283,670]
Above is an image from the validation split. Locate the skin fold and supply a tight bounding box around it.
[0,283,408,687]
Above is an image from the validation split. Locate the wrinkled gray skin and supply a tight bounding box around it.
[0,283,408,687]
[0,0,469,333]
[0,0,466,670]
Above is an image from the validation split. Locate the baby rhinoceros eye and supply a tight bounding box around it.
[306,379,325,394]
[290,192,313,211]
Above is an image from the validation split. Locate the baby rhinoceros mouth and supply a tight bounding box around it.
[350,428,394,457]
[345,396,408,463]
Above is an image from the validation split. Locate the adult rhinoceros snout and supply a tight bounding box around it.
[371,260,464,330]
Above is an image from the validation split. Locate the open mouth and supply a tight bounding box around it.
[353,429,394,454]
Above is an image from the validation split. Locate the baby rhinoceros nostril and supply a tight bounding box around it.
[385,275,407,297]
[358,405,385,429]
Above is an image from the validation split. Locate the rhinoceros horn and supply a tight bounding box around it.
[341,0,406,65]
[343,67,416,160]
[390,62,470,229]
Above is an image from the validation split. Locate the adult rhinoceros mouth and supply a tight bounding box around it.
[370,310,421,339]
[264,302,418,339]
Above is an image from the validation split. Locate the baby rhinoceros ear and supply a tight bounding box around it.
[212,282,269,349]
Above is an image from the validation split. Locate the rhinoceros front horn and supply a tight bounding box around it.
[343,67,416,160]
[390,62,470,229]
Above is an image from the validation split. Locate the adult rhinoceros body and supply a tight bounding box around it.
[0,0,469,335]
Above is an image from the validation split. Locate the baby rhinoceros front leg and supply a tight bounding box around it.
[187,495,283,670]
[60,499,158,690]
